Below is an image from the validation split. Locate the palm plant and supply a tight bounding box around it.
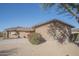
[41,3,79,23]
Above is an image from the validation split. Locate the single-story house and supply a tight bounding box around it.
[33,19,74,43]
[4,19,74,42]
[4,27,35,39]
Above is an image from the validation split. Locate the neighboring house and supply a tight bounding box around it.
[4,19,74,41]
[71,28,79,34]
[4,27,35,39]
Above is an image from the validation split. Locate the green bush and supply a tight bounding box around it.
[28,33,46,45]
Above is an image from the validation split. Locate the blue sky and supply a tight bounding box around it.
[0,3,79,31]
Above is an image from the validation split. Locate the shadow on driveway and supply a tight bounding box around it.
[0,48,17,56]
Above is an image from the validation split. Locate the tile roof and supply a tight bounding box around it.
[5,26,34,32]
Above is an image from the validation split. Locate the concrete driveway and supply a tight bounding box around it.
[0,38,27,56]
[0,38,79,56]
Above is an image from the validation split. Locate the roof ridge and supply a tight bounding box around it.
[32,19,74,28]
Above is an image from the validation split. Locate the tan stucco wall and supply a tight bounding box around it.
[8,32,18,39]
[35,24,51,40]
[19,32,30,38]
[35,23,79,56]
[8,31,30,39]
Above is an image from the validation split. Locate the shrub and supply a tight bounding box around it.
[28,33,46,45]
[69,33,79,47]
[69,33,79,42]
[0,32,3,37]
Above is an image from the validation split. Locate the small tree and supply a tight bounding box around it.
[48,23,70,44]
[41,3,79,23]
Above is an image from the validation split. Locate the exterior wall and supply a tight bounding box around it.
[35,22,71,43]
[35,24,51,40]
[4,31,10,39]
[19,32,30,38]
[8,31,18,39]
[6,31,32,39]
